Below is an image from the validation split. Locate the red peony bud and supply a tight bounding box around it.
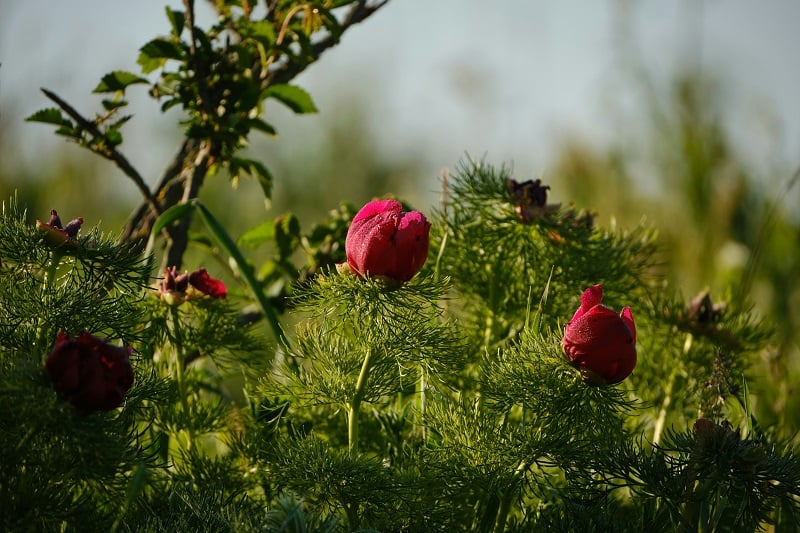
[345,199,431,284]
[188,267,227,299]
[45,331,134,411]
[562,284,637,385]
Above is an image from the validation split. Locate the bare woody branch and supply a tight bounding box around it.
[40,88,161,221]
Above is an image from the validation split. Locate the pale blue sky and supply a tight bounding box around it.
[2,1,799,203]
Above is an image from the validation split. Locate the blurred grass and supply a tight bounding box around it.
[549,70,800,438]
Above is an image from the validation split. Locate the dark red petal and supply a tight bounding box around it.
[345,211,400,278]
[45,331,134,411]
[390,211,431,282]
[189,268,227,298]
[564,306,629,349]
[620,306,636,343]
[570,284,603,322]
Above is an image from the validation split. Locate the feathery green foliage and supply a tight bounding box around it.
[3,1,799,530]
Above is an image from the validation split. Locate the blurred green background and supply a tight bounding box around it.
[1,1,798,434]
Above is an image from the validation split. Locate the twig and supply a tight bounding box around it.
[40,88,160,220]
[162,141,213,271]
[266,0,389,86]
[119,0,390,264]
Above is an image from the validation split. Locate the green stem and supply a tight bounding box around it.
[418,363,427,443]
[493,461,528,533]
[653,334,692,446]
[37,251,64,350]
[169,307,195,452]
[44,250,63,288]
[348,347,375,455]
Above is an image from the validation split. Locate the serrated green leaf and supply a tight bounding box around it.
[138,54,164,75]
[105,128,123,147]
[247,118,277,136]
[138,38,184,73]
[25,108,70,127]
[230,157,273,200]
[255,164,273,201]
[245,19,276,45]
[55,126,82,139]
[263,84,318,114]
[161,98,182,112]
[274,214,301,259]
[112,115,133,128]
[238,220,275,249]
[101,99,129,111]
[165,7,185,37]
[93,71,148,93]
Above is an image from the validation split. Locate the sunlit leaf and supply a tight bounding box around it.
[93,71,148,93]
[238,220,275,249]
[230,157,273,201]
[25,108,70,127]
[246,118,277,137]
[274,214,301,259]
[165,7,185,37]
[151,202,195,236]
[138,38,184,73]
[244,19,276,46]
[105,128,123,147]
[101,99,129,111]
[263,84,318,114]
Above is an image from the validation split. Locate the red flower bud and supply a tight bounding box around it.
[562,284,636,385]
[345,199,431,284]
[188,267,227,299]
[45,331,134,411]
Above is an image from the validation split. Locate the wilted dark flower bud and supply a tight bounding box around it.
[45,331,134,412]
[345,199,431,285]
[562,284,637,385]
[688,290,727,324]
[36,209,83,247]
[158,266,226,305]
[507,178,559,223]
[158,266,190,306]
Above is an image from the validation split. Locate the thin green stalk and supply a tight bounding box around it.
[169,306,195,452]
[37,250,64,350]
[493,460,528,533]
[418,363,427,443]
[653,334,692,446]
[348,347,375,455]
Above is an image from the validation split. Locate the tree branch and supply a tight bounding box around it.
[162,140,214,270]
[266,0,390,86]
[120,138,200,248]
[40,88,160,221]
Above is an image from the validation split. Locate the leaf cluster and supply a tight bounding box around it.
[271,273,464,421]
[433,157,658,354]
